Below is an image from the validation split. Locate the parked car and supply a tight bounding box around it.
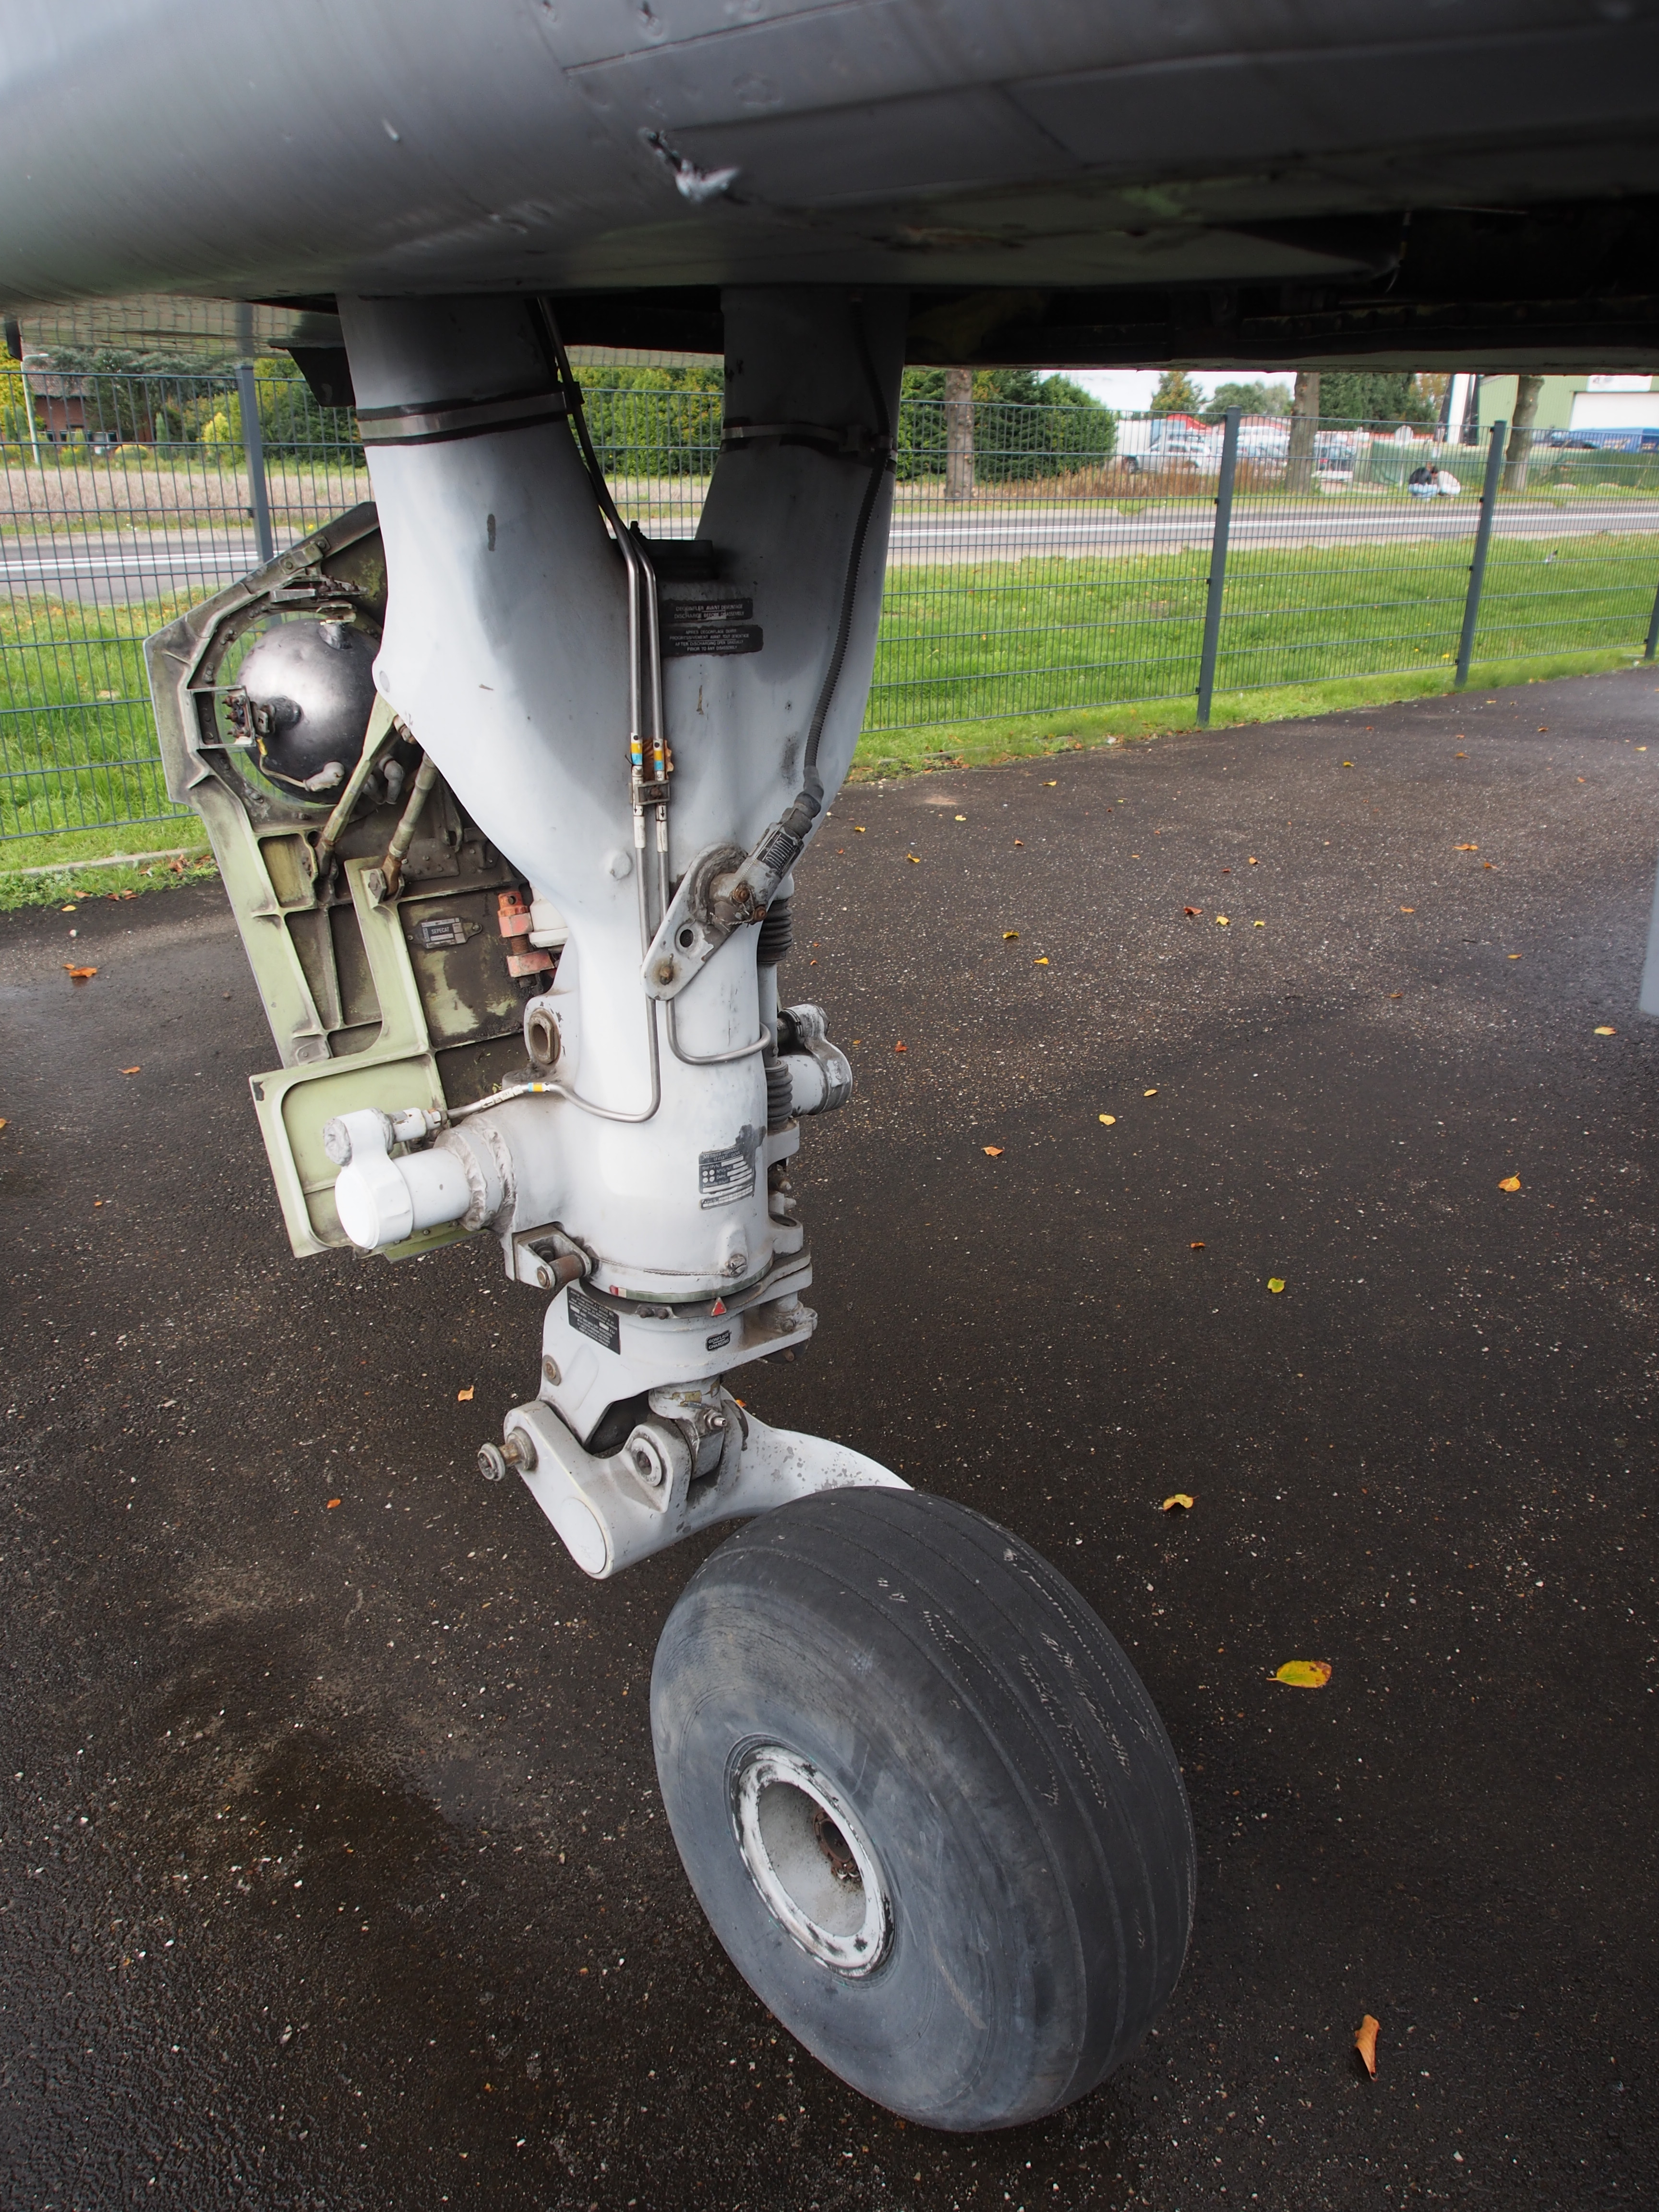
[1539,426,1659,453]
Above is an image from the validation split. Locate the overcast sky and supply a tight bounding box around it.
[1043,368,1296,409]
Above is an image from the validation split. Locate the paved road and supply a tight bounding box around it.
[4,494,1657,603]
[3,671,1657,2208]
[0,530,263,606]
[887,494,1659,564]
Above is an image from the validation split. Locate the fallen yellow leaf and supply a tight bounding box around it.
[1253,919,1265,926]
[1215,914,1229,926]
[1044,780,1057,786]
[1248,856,1258,865]
[1143,1088,1158,1097]
[982,1145,1004,1157]
[326,1498,342,1510]
[1162,1493,1194,1513]
[64,963,97,981]
[1003,930,1020,940]
[1354,2015,1380,2077]
[1190,1240,1204,1249]
[1275,1659,1332,1688]
[954,814,966,821]
[1267,1276,1286,1293]
[1342,760,1354,768]
[1595,1025,1616,1035]
[1454,842,1479,852]
[457,1385,475,1402]
[1508,952,1520,959]
[1399,905,1415,913]
[120,1066,141,1076]
[1099,1113,1117,1126]
[907,854,921,864]
[1033,955,1049,965]
[1498,1175,1521,1192]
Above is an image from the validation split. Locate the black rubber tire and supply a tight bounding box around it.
[650,1487,1194,2132]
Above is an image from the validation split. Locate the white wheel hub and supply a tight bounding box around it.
[731,1745,891,1976]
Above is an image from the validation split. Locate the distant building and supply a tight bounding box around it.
[1475,373,1657,437]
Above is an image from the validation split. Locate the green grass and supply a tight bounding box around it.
[0,589,196,846]
[868,534,1659,730]
[2,527,1655,903]
[849,647,1648,780]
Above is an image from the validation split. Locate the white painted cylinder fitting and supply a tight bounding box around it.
[784,1039,853,1117]
[335,1144,473,1250]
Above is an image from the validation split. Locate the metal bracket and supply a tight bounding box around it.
[639,839,744,999]
[640,820,806,1000]
[503,1393,907,1580]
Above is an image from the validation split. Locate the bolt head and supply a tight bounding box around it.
[631,1442,666,1488]
[477,1443,508,1481]
[655,961,676,985]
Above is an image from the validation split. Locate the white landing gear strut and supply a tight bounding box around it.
[333,287,1193,2130]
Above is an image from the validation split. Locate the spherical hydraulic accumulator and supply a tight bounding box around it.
[230,612,379,795]
[650,1488,1195,2131]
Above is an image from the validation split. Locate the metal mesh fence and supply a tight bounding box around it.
[1,360,369,845]
[3,359,1657,847]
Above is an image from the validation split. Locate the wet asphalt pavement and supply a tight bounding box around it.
[3,668,1657,2210]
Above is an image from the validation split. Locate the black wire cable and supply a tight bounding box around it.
[781,298,894,843]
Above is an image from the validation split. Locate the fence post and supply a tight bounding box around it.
[1455,420,1506,691]
[1196,407,1240,728]
[1645,563,1659,662]
[236,359,275,565]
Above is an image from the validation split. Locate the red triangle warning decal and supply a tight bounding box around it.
[710,1298,726,1316]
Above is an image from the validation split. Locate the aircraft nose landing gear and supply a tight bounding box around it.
[653,1487,1195,2132]
[151,279,1195,2132]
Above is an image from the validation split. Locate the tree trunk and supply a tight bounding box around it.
[1501,373,1544,493]
[944,365,974,503]
[1286,370,1320,494]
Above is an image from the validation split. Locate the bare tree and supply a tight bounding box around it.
[1501,373,1545,493]
[1286,369,1320,494]
[944,365,974,502]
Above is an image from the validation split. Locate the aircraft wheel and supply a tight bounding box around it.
[650,1487,1194,2131]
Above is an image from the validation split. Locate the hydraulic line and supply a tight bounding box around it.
[666,1003,771,1068]
[530,300,668,952]
[778,300,893,847]
[376,752,439,900]
[500,296,663,1125]
[312,696,399,887]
